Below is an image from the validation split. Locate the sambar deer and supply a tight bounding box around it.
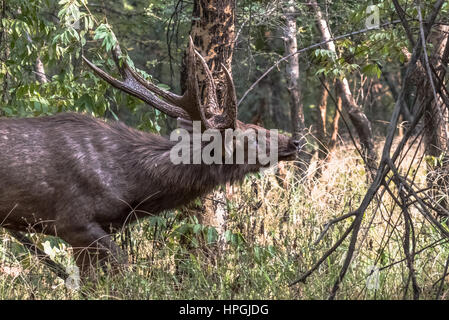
[0,38,300,275]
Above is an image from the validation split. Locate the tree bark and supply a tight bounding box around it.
[180,0,236,246]
[34,57,48,84]
[0,0,9,107]
[422,25,449,158]
[310,0,377,177]
[282,0,305,140]
[181,0,235,104]
[255,76,271,127]
[316,79,329,160]
[329,92,341,153]
[419,25,449,210]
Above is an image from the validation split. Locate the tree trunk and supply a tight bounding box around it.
[181,0,235,102]
[24,30,49,85]
[282,0,312,174]
[282,0,304,140]
[0,0,9,107]
[422,25,449,158]
[34,57,48,84]
[335,78,377,173]
[316,79,329,160]
[269,63,285,130]
[255,76,271,127]
[310,0,377,178]
[180,0,236,247]
[419,25,449,210]
[329,92,341,154]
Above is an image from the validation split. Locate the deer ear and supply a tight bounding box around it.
[177,117,194,134]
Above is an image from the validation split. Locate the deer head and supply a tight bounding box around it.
[82,37,300,166]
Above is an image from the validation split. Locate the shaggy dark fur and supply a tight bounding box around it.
[0,113,298,272]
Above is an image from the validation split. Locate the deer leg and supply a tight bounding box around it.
[59,223,128,277]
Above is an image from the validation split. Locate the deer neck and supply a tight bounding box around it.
[130,134,261,211]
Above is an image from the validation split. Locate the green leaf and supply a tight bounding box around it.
[193,224,202,234]
[205,227,218,245]
[361,63,381,78]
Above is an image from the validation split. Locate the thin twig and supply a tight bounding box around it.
[313,211,357,246]
[289,220,356,286]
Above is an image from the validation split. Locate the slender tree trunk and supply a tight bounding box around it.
[0,0,10,107]
[422,25,449,158]
[34,57,48,84]
[329,92,341,153]
[310,0,377,178]
[316,79,329,160]
[335,78,377,172]
[270,66,285,129]
[419,25,449,211]
[282,0,304,140]
[24,30,49,85]
[282,0,312,175]
[256,76,271,126]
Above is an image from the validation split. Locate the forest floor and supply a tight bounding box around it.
[1,136,448,300]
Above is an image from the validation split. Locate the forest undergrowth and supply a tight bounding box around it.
[1,136,448,300]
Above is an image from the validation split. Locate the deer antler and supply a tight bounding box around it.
[82,45,190,119]
[83,36,237,130]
